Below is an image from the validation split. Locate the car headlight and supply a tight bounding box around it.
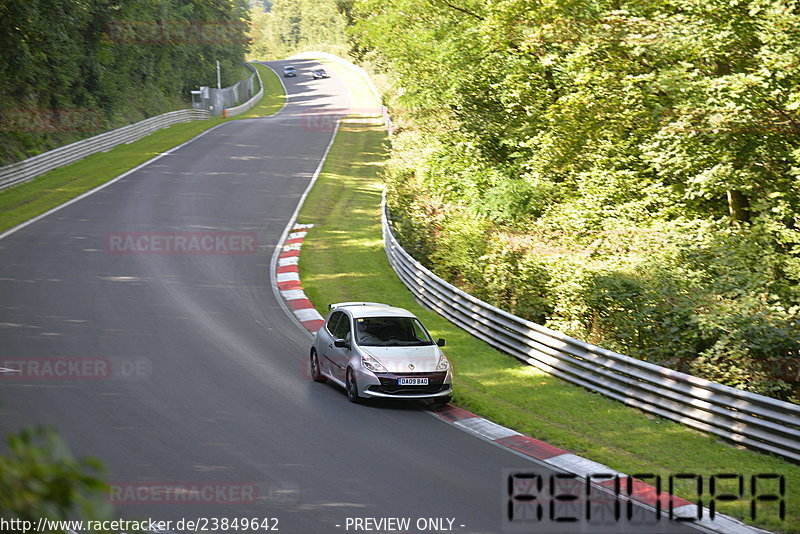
[436,355,450,371]
[361,353,387,373]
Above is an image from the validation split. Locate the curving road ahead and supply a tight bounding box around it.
[0,61,702,534]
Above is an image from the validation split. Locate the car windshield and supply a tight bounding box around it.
[355,316,434,347]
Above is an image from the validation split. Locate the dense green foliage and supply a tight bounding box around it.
[248,0,348,60]
[0,0,249,165]
[350,0,800,401]
[0,427,109,522]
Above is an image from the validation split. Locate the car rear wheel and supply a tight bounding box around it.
[346,368,361,403]
[310,349,325,383]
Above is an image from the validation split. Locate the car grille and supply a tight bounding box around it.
[370,371,448,395]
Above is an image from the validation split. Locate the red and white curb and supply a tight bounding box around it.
[271,222,769,534]
[275,223,325,333]
[272,227,769,534]
[265,73,768,533]
[428,404,769,534]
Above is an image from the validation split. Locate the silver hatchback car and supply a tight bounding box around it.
[310,302,453,404]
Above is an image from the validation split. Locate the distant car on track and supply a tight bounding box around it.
[283,65,297,77]
[310,302,452,404]
[312,68,329,79]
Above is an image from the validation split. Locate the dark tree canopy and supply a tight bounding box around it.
[0,0,250,164]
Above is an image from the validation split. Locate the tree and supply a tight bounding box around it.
[351,0,800,401]
[249,0,349,60]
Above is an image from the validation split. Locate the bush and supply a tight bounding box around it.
[477,235,553,323]
[0,427,109,522]
[386,155,800,402]
[691,293,800,402]
[428,210,493,290]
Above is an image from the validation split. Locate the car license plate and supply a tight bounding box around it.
[398,377,428,386]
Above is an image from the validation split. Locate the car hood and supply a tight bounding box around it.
[360,345,442,373]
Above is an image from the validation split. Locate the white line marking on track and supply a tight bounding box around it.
[0,123,228,242]
[269,121,344,338]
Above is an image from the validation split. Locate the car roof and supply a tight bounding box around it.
[329,302,416,319]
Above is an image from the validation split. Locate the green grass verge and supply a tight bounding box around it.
[0,62,285,234]
[237,63,286,118]
[0,120,224,232]
[296,121,799,533]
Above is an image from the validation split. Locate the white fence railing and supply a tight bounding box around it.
[382,199,800,463]
[0,109,210,191]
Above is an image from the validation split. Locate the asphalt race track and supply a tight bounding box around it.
[0,60,702,534]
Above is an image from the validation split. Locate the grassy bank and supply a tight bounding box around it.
[238,63,286,118]
[295,57,799,533]
[0,62,285,234]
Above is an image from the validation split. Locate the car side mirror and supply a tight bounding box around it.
[436,338,446,347]
[334,339,349,349]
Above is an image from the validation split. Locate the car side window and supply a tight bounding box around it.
[327,311,343,337]
[333,313,352,341]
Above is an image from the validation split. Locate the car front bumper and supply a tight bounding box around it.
[364,387,453,400]
[355,368,453,400]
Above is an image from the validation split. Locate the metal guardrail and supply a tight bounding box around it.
[224,62,264,118]
[0,109,209,191]
[382,199,800,463]
[0,61,266,191]
[207,62,259,116]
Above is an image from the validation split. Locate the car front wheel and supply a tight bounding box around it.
[346,368,361,403]
[310,349,325,383]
